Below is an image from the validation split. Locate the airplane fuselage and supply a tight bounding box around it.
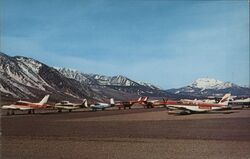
[90,103,113,111]
[2,102,48,110]
[166,100,229,112]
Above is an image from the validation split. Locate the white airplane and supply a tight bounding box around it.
[230,98,250,108]
[1,95,50,115]
[90,98,115,111]
[54,99,88,112]
[162,93,231,115]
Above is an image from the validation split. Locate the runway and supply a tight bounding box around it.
[1,108,250,159]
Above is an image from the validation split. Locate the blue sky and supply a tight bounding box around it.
[1,0,249,88]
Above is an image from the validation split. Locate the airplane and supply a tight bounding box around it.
[180,98,217,104]
[229,98,250,108]
[1,95,50,115]
[161,93,231,115]
[54,99,88,112]
[115,97,143,109]
[139,97,161,108]
[90,98,115,111]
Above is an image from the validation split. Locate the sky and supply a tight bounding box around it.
[1,0,249,89]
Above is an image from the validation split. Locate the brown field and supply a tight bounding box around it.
[1,108,250,159]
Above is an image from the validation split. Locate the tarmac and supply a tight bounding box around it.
[1,107,250,159]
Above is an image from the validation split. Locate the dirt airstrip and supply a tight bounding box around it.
[1,108,250,159]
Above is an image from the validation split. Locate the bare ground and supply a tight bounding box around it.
[1,108,250,159]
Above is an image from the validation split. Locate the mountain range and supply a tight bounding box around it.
[0,52,167,103]
[0,52,249,103]
[166,78,249,98]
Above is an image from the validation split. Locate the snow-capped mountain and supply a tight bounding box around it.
[56,67,165,98]
[191,78,234,90]
[0,53,47,98]
[0,53,166,103]
[56,68,98,85]
[0,52,98,103]
[57,67,140,86]
[138,81,161,90]
[56,67,160,89]
[1,52,248,103]
[91,74,139,86]
[166,78,249,98]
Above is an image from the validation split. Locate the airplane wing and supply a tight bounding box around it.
[2,105,18,110]
[54,105,79,110]
[96,102,108,105]
[18,107,34,110]
[2,105,34,110]
[167,105,191,111]
[167,105,196,115]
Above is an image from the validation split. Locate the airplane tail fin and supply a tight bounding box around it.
[82,99,88,108]
[162,98,168,107]
[162,98,166,102]
[219,93,231,105]
[39,95,50,105]
[110,98,115,106]
[137,97,142,102]
[143,97,149,102]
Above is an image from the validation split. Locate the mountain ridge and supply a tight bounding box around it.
[0,53,167,103]
[166,77,249,98]
[0,52,249,103]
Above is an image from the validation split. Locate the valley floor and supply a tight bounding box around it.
[1,108,250,159]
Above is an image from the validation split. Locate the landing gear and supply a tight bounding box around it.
[179,110,191,115]
[146,105,153,109]
[28,109,35,114]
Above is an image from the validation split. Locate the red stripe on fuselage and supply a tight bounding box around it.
[14,104,48,108]
[161,100,225,108]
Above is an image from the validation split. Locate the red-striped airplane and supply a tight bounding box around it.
[2,95,50,115]
[161,93,231,114]
[115,97,143,109]
[139,97,160,108]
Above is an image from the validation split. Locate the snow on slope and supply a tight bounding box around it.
[14,57,51,90]
[0,54,51,98]
[56,67,161,90]
[16,57,42,73]
[166,77,249,97]
[138,81,161,90]
[191,78,233,90]
[92,74,139,86]
[56,68,140,87]
[56,68,88,82]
